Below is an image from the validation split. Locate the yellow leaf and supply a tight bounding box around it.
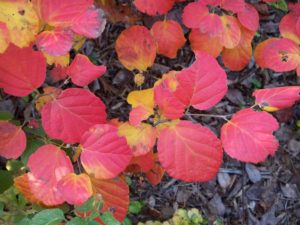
[262,106,279,112]
[118,122,157,156]
[44,53,70,67]
[127,88,154,110]
[0,0,41,48]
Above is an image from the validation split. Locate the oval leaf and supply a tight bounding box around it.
[237,3,259,31]
[67,54,106,87]
[57,173,93,205]
[80,124,132,179]
[221,109,279,163]
[182,2,209,29]
[133,0,174,16]
[151,20,186,59]
[0,44,46,97]
[157,120,223,182]
[0,121,26,159]
[41,88,107,144]
[253,86,300,111]
[219,15,241,49]
[279,13,300,45]
[115,25,156,71]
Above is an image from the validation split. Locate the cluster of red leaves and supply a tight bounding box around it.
[0,0,300,224]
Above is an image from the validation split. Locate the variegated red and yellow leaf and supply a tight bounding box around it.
[279,13,300,45]
[0,22,9,53]
[199,14,223,37]
[219,15,241,49]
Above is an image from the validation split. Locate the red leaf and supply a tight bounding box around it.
[254,38,300,72]
[67,54,106,87]
[126,151,154,173]
[50,65,68,82]
[174,52,228,110]
[115,25,156,71]
[57,173,93,205]
[0,121,26,159]
[253,86,300,111]
[151,20,186,59]
[221,109,279,163]
[145,154,165,185]
[199,14,223,37]
[36,28,74,56]
[0,44,46,97]
[35,0,93,27]
[154,71,186,120]
[237,3,259,31]
[0,22,9,53]
[221,0,245,13]
[27,144,74,205]
[80,124,132,179]
[91,177,129,222]
[41,88,107,143]
[279,13,300,45]
[189,29,223,57]
[133,0,175,16]
[157,120,223,182]
[182,2,209,29]
[71,7,106,38]
[199,0,221,7]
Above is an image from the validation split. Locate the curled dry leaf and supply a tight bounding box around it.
[134,0,175,16]
[0,44,46,97]
[80,124,132,180]
[151,20,186,59]
[158,120,223,182]
[0,121,26,159]
[253,86,300,112]
[221,108,279,163]
[41,88,107,143]
[116,25,156,71]
[67,54,106,87]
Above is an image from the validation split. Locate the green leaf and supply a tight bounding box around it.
[31,209,65,225]
[268,0,288,12]
[0,170,13,193]
[6,160,24,174]
[75,197,95,213]
[129,201,143,214]
[0,111,13,120]
[100,212,121,225]
[88,221,101,225]
[15,217,32,225]
[122,218,133,225]
[21,138,44,165]
[0,202,4,216]
[66,217,89,225]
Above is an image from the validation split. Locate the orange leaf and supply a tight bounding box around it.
[151,20,186,59]
[133,0,175,16]
[80,124,132,180]
[118,122,157,156]
[199,14,223,37]
[253,86,300,111]
[57,173,93,205]
[14,174,42,205]
[0,44,46,97]
[145,154,165,185]
[221,109,279,163]
[116,25,156,71]
[189,29,223,57]
[219,15,241,49]
[222,27,254,71]
[158,120,223,182]
[0,121,26,159]
[91,177,129,222]
[126,151,154,173]
[254,38,300,72]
